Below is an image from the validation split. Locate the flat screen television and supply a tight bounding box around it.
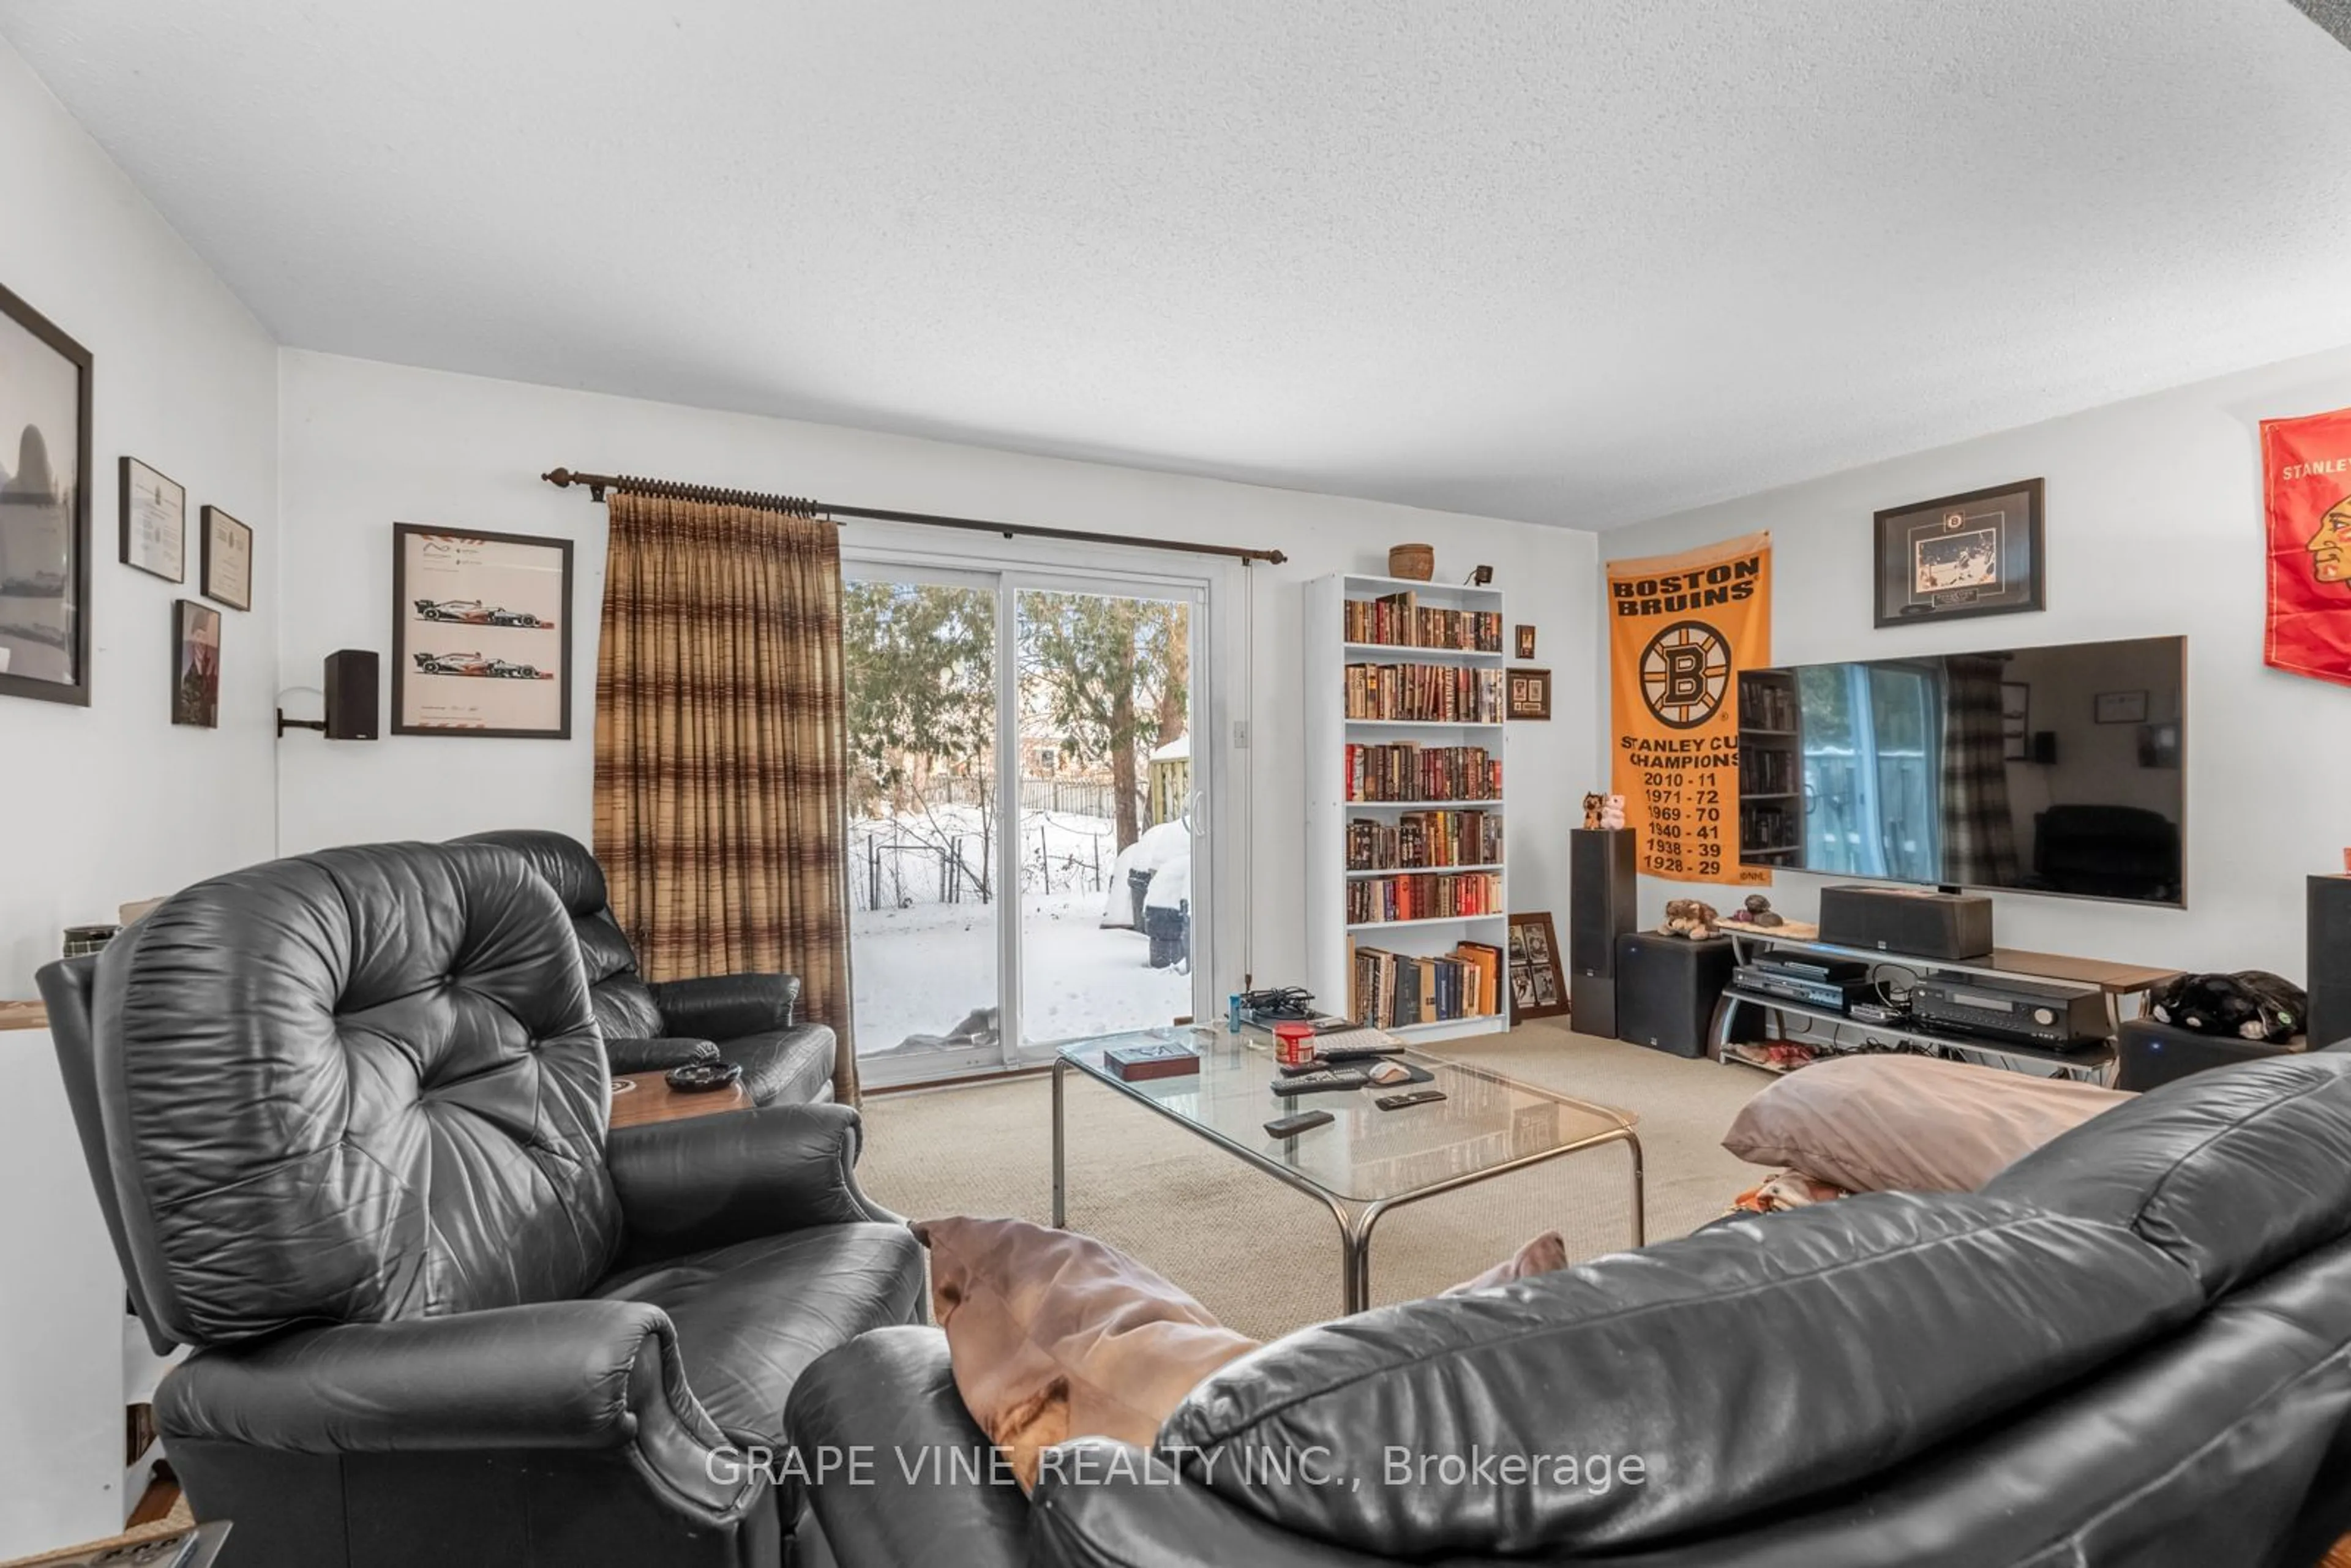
[1736,635,2184,906]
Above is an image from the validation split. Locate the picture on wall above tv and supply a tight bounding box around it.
[1735,636,2184,906]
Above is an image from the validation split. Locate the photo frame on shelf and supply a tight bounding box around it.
[171,598,220,728]
[200,505,253,612]
[391,522,574,738]
[1507,667,1552,721]
[1873,477,2044,627]
[119,456,184,583]
[1506,911,1570,1021]
[0,281,94,707]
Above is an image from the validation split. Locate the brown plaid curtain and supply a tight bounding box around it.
[594,490,858,1105]
[1938,653,2020,890]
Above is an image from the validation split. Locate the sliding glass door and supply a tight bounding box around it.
[844,561,1210,1086]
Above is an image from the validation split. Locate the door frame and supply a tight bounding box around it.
[842,536,1226,1085]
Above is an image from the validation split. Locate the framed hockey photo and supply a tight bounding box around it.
[1873,478,2044,628]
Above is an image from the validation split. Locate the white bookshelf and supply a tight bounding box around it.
[1305,572,1510,1043]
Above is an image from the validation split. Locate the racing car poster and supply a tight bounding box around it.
[392,522,573,738]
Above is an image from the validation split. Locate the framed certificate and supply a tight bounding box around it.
[391,522,573,739]
[120,457,185,583]
[200,505,253,611]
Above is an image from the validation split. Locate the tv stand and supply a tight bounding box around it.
[1711,930,2177,1086]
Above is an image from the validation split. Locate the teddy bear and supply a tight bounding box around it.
[1582,792,1605,830]
[1598,793,1626,830]
[1661,898,1719,938]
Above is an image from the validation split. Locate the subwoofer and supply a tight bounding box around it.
[1569,829,1638,1037]
[2309,876,2351,1050]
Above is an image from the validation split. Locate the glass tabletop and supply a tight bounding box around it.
[1057,1026,1635,1205]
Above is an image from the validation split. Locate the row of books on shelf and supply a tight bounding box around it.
[1343,662,1505,722]
[1345,809,1504,871]
[1345,870,1504,925]
[1740,747,1796,793]
[1344,744,1502,803]
[1739,676,1796,730]
[1343,593,1505,653]
[1352,941,1505,1028]
[1742,803,1798,852]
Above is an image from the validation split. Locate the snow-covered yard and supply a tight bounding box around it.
[850,803,1191,1059]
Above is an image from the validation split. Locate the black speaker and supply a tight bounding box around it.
[1569,829,1638,1037]
[1818,884,1994,961]
[324,649,380,740]
[2310,876,2351,1050]
[1614,932,1737,1057]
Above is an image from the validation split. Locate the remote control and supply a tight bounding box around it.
[1374,1089,1447,1111]
[1270,1066,1371,1095]
[1264,1109,1334,1138]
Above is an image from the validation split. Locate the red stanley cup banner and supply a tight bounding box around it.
[2264,405,2351,688]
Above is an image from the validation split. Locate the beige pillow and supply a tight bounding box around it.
[1722,1053,2132,1194]
[915,1217,1260,1488]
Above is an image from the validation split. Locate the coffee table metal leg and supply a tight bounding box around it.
[1051,1057,1068,1228]
[1622,1129,1646,1247]
[1338,1202,1382,1316]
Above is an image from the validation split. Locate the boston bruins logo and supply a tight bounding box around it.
[1640,620,1730,729]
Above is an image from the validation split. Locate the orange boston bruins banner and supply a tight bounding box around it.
[2263,405,2351,688]
[1608,531,1772,887]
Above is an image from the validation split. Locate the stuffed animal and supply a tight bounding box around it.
[2147,970,2306,1043]
[1598,793,1626,830]
[1661,898,1719,938]
[1582,792,1605,830]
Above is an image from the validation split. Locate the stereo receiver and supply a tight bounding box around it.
[1909,977,2107,1048]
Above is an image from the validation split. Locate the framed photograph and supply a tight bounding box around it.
[0,282,93,706]
[392,522,573,738]
[1507,666,1552,721]
[200,505,253,611]
[2094,689,2148,725]
[119,457,185,582]
[1514,623,1536,659]
[1506,912,1570,1022]
[171,598,220,728]
[2001,680,2030,762]
[2137,721,2181,770]
[1873,478,2044,627]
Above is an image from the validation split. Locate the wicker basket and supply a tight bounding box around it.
[1387,543,1434,581]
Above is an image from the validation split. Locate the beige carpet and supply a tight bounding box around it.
[857,1022,1768,1341]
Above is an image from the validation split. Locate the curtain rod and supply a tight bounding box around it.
[540,468,1286,565]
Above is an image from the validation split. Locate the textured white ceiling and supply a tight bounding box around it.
[4,1,2349,529]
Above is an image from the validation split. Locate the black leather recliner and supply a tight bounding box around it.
[790,1052,2351,1567]
[37,839,925,1568]
[459,828,841,1105]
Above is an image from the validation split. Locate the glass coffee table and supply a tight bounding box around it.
[1052,1026,1643,1314]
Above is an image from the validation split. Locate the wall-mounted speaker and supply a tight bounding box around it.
[324,650,380,740]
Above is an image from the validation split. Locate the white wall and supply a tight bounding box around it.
[276,350,1601,1000]
[0,37,279,993]
[0,35,276,1556]
[1600,340,2351,977]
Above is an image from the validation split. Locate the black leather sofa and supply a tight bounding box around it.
[789,1051,2351,1567]
[37,839,925,1567]
[459,828,841,1105]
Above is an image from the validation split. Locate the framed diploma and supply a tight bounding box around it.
[391,522,573,739]
[200,505,253,611]
[120,457,185,583]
